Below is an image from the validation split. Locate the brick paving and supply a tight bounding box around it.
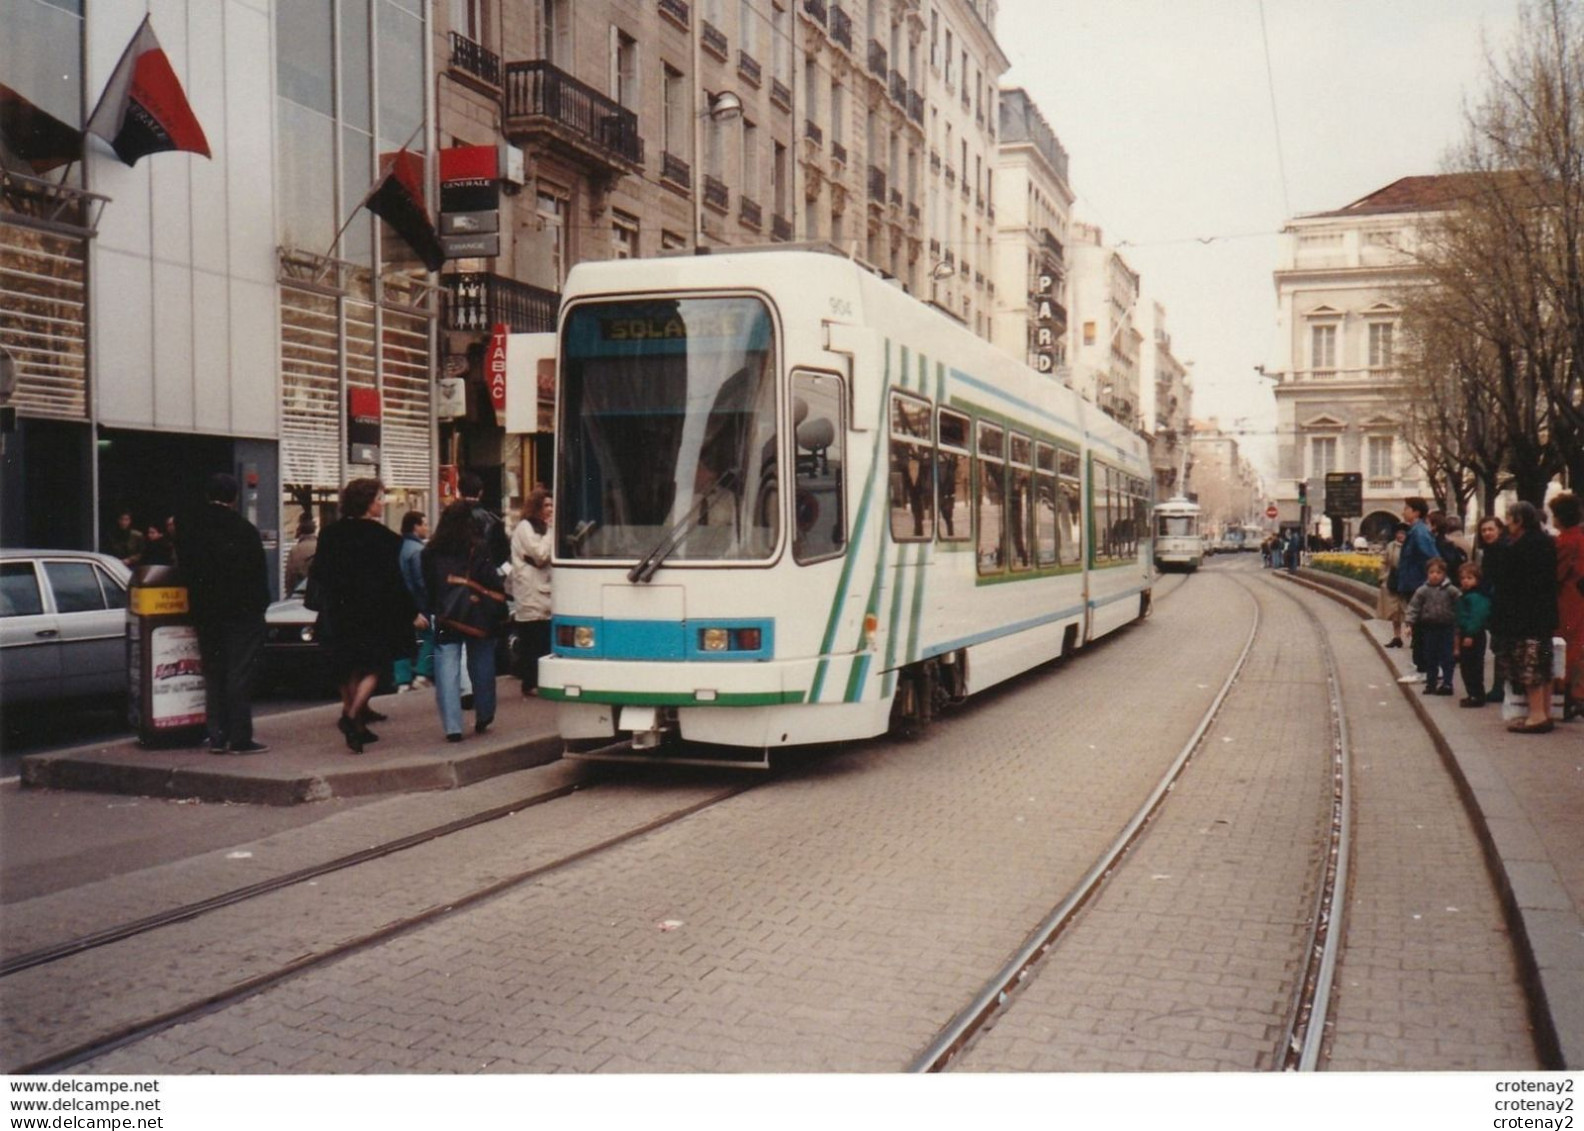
[953,571,1335,1071]
[74,572,1253,1073]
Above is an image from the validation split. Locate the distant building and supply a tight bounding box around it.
[1067,221,1141,429]
[1268,176,1453,541]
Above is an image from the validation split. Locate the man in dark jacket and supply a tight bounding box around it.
[1396,497,1439,680]
[459,470,510,569]
[178,473,271,754]
[1500,501,1558,734]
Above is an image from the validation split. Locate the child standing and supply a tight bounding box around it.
[1406,556,1458,695]
[1454,561,1492,707]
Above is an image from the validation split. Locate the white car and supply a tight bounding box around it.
[0,549,132,708]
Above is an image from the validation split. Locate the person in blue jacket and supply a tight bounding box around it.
[1395,497,1439,682]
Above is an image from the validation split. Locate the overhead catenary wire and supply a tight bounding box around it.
[1258,0,1293,220]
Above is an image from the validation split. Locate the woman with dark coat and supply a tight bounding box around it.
[310,478,420,753]
[1498,501,1558,734]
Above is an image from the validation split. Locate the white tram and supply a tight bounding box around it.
[514,248,1153,759]
[1152,496,1204,572]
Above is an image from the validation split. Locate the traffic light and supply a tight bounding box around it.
[1297,480,1308,505]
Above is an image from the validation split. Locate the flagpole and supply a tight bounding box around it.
[322,120,425,260]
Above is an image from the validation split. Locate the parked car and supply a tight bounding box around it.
[262,579,519,692]
[0,549,131,708]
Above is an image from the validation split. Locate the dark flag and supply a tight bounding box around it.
[365,148,445,272]
[86,15,211,166]
[0,84,83,175]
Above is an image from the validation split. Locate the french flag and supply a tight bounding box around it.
[86,15,211,166]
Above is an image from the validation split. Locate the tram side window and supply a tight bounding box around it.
[936,408,971,542]
[1058,449,1082,567]
[1034,442,1058,567]
[1094,463,1116,563]
[1008,433,1033,571]
[792,371,847,564]
[976,421,1005,574]
[1133,480,1151,554]
[888,391,934,542]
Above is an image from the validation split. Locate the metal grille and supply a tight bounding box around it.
[0,220,87,420]
[380,305,432,489]
[279,284,342,487]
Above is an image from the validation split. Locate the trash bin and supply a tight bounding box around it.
[127,564,206,747]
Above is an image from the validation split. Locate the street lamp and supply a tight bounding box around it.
[692,81,745,249]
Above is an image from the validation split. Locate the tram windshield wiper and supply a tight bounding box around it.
[627,470,738,584]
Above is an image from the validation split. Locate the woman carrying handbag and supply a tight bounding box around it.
[421,500,508,742]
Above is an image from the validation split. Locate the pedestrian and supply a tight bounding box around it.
[140,517,176,567]
[1499,501,1558,734]
[1405,556,1457,696]
[1430,510,1467,574]
[392,509,435,693]
[310,478,421,754]
[106,509,144,568]
[423,500,507,742]
[283,515,318,596]
[1445,514,1473,560]
[1378,522,1409,647]
[1454,561,1491,707]
[510,488,553,696]
[459,470,511,569]
[176,473,270,754]
[1396,497,1439,682]
[1476,514,1514,704]
[1547,492,1583,721]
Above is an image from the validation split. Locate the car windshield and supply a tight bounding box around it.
[556,296,780,563]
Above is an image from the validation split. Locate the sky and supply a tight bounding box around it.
[993,0,1525,477]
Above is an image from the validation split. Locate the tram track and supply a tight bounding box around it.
[5,747,787,1074]
[914,563,1355,1073]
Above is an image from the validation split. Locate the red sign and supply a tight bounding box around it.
[486,323,508,415]
[1266,505,1279,519]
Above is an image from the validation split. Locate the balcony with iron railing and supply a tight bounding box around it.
[831,139,847,166]
[804,119,824,146]
[659,0,690,30]
[1040,227,1064,263]
[867,39,888,77]
[771,77,792,109]
[772,214,793,241]
[661,151,691,190]
[889,187,903,208]
[907,89,924,123]
[868,164,887,204]
[701,20,728,60]
[889,69,907,105]
[449,32,501,87]
[803,0,828,25]
[503,61,643,174]
[738,50,762,86]
[830,5,853,49]
[739,195,763,229]
[443,273,558,334]
[703,174,730,212]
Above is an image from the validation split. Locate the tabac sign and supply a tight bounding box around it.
[1032,271,1061,376]
[485,323,509,416]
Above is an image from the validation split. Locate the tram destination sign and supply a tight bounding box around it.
[1324,471,1363,517]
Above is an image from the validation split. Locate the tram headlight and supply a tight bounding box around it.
[700,627,730,652]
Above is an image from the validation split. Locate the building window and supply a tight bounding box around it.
[537,189,567,284]
[610,26,638,107]
[1368,322,1395,369]
[1311,324,1337,372]
[541,0,571,65]
[612,211,639,259]
[1368,436,1394,480]
[1310,436,1338,477]
[740,0,758,57]
[451,0,485,42]
[1083,321,1096,346]
[742,118,759,198]
[663,63,686,161]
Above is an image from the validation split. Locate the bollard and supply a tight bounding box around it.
[127,564,206,747]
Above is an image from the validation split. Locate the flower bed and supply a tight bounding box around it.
[1308,551,1384,586]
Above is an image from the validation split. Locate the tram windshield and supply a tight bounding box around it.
[557,296,780,562]
[1156,514,1197,537]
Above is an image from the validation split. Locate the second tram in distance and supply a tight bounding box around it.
[514,247,1154,761]
[1153,496,1204,572]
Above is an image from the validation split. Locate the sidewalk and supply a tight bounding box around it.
[17,681,564,806]
[1287,568,1584,1070]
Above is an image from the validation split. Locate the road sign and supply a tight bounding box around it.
[1265,504,1279,519]
[1324,471,1363,517]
